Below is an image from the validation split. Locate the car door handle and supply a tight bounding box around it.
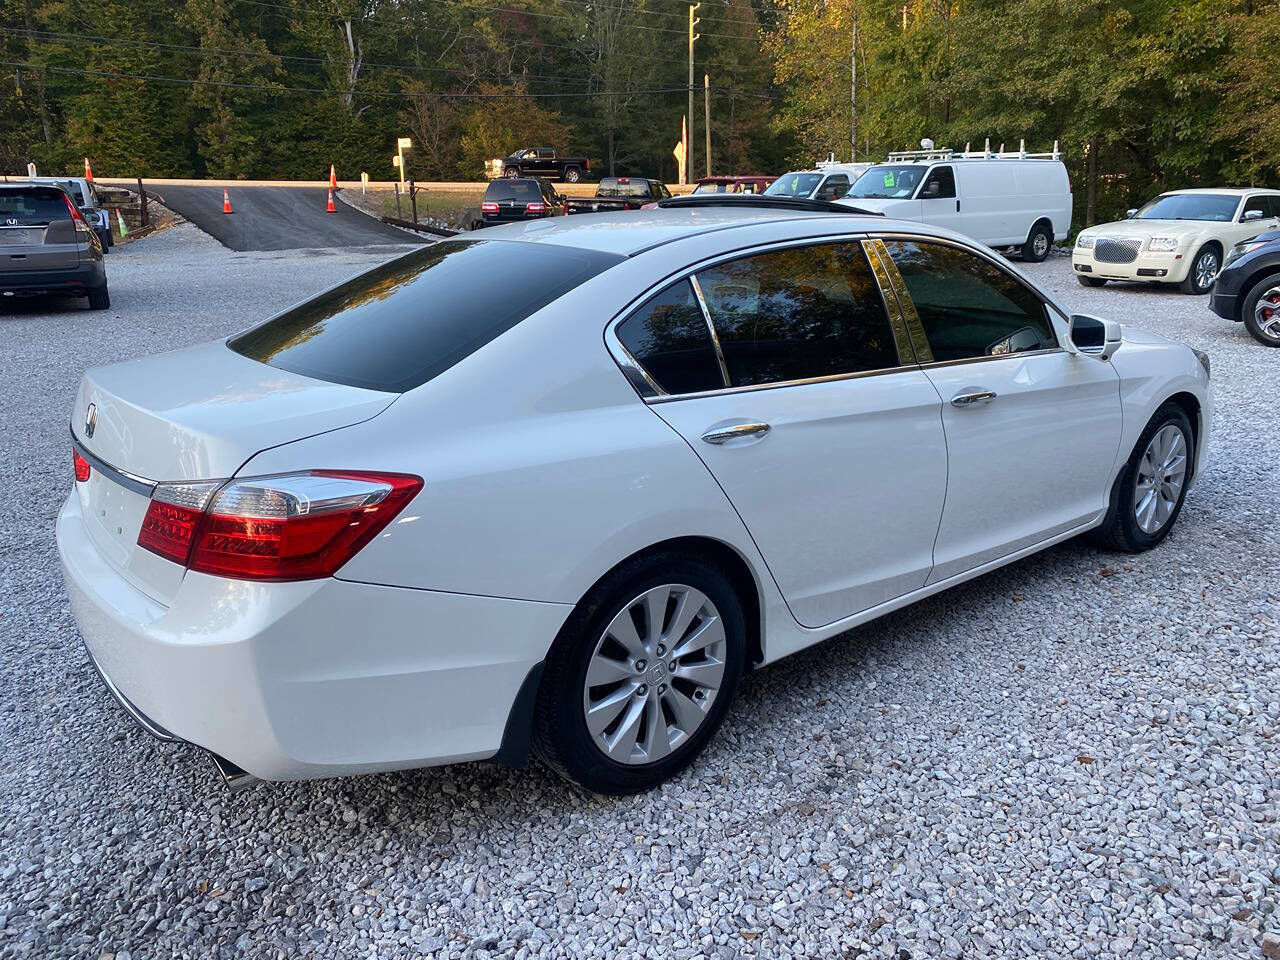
[700,422,771,444]
[951,390,996,407]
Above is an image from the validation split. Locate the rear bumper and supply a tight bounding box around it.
[1072,250,1190,283]
[57,490,571,781]
[1,260,105,295]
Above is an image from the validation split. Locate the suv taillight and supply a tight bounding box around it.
[137,471,422,581]
[525,202,547,214]
[62,194,90,234]
[481,202,499,213]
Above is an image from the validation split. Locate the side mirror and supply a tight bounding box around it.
[1125,208,1138,218]
[1243,209,1264,222]
[1070,314,1122,360]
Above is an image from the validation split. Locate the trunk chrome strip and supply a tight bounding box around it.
[70,428,156,498]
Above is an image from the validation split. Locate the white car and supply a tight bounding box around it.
[764,163,871,202]
[57,196,1212,795]
[1073,188,1280,294]
[839,149,1072,262]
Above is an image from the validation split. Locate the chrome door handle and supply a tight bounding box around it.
[700,422,771,444]
[951,390,996,407]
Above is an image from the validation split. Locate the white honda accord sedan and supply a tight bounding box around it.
[58,197,1212,795]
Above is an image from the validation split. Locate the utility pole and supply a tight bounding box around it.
[850,8,857,162]
[688,3,700,183]
[704,73,712,177]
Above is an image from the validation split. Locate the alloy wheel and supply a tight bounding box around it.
[582,584,727,765]
[1134,424,1188,534]
[1254,286,1280,341]
[1033,233,1049,258]
[1194,251,1219,292]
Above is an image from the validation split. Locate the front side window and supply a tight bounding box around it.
[883,240,1056,362]
[817,176,849,200]
[614,280,724,395]
[1133,193,1240,222]
[919,166,956,200]
[695,243,900,387]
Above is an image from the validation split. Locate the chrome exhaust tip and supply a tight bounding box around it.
[208,752,261,792]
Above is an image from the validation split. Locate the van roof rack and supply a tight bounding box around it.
[886,138,1062,163]
[656,195,883,216]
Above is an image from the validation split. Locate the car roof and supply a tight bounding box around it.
[469,206,901,257]
[0,181,69,192]
[1162,188,1279,197]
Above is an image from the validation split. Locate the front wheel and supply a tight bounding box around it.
[1090,402,1194,552]
[1181,244,1220,295]
[504,166,520,179]
[1077,275,1107,288]
[563,166,581,184]
[1241,274,1280,346]
[1022,222,1052,262]
[533,552,745,794]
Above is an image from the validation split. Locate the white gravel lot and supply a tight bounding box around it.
[0,233,1276,960]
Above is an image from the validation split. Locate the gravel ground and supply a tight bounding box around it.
[0,232,1277,960]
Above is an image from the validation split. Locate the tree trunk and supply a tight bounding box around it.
[1086,137,1099,226]
[22,0,53,145]
[607,127,615,176]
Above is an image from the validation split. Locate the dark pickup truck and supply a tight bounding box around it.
[564,177,671,214]
[489,147,592,183]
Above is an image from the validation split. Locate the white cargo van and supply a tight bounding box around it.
[764,160,873,202]
[839,143,1072,262]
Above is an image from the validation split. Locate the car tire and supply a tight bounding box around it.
[564,166,581,184]
[87,286,110,311]
[1021,221,1053,262]
[532,550,746,795]
[97,229,111,252]
[1180,243,1220,295]
[1077,275,1107,288]
[1240,273,1280,346]
[1090,402,1194,552]
[504,167,520,179]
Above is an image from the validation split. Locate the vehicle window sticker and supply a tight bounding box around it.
[883,172,895,188]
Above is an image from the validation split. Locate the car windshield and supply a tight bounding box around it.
[764,173,822,197]
[0,189,71,224]
[1133,194,1240,222]
[485,181,543,202]
[228,240,623,393]
[846,165,927,199]
[597,180,651,198]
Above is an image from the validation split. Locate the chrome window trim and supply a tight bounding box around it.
[689,274,732,388]
[70,428,156,497]
[874,233,1067,369]
[605,231,929,405]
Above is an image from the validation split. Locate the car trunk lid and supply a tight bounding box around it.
[71,340,397,603]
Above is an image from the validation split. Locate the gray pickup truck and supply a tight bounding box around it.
[0,183,109,310]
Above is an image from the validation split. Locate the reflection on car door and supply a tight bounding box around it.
[880,238,1123,581]
[617,240,947,628]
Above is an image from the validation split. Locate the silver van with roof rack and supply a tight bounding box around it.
[839,139,1073,262]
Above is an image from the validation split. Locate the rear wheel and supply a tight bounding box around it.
[1022,221,1053,262]
[87,286,110,310]
[1077,275,1107,288]
[1241,274,1280,346]
[1181,244,1220,295]
[533,551,745,794]
[1090,402,1194,552]
[504,166,520,178]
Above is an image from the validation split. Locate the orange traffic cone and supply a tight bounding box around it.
[329,164,337,189]
[326,188,335,213]
[223,189,233,214]
[84,157,94,182]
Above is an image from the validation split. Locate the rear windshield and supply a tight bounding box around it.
[485,180,543,202]
[597,180,651,198]
[228,239,623,392]
[0,189,71,224]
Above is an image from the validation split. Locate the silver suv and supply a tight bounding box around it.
[1,183,109,310]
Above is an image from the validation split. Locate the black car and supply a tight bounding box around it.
[479,178,565,228]
[564,177,671,214]
[1210,228,1280,345]
[0,183,109,309]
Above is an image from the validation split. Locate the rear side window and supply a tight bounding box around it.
[485,181,542,202]
[229,240,623,392]
[695,243,900,387]
[615,280,724,395]
[0,190,70,224]
[883,240,1056,362]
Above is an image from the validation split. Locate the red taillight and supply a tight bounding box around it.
[137,471,422,581]
[617,177,630,183]
[585,159,590,171]
[525,202,547,214]
[72,448,91,482]
[62,194,90,233]
[481,202,499,213]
